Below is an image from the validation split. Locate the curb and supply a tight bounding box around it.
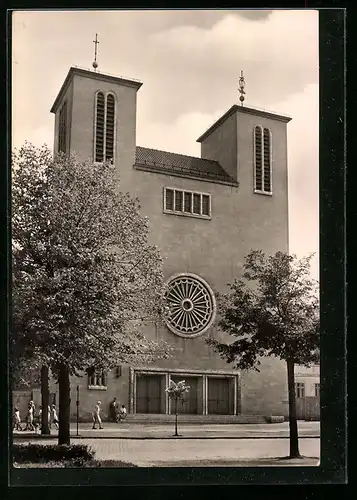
[137,458,320,467]
[13,434,320,441]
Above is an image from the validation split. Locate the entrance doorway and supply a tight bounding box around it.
[136,374,164,414]
[207,377,231,415]
[170,376,199,414]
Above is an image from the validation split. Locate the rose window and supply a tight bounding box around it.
[165,273,216,337]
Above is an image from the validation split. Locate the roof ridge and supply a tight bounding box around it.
[136,145,220,165]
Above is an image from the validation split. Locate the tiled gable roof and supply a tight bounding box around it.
[134,146,236,185]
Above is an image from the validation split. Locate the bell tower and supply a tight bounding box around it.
[50,37,142,187]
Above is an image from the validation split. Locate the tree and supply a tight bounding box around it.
[12,143,171,445]
[207,250,319,459]
[165,380,191,436]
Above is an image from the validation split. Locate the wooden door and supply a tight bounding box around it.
[171,376,198,414]
[208,377,230,415]
[136,374,163,414]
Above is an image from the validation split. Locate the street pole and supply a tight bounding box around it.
[76,385,79,436]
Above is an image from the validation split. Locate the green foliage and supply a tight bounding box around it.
[207,250,319,370]
[12,143,171,378]
[12,443,95,463]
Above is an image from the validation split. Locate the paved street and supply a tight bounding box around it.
[14,421,320,467]
[15,436,320,467]
[14,421,320,440]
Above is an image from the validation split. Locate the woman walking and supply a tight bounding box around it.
[24,401,35,431]
[13,407,22,431]
[50,404,59,429]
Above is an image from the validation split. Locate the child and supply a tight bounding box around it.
[50,404,59,429]
[13,407,22,431]
[92,401,103,429]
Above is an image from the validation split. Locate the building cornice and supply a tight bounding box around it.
[197,104,292,143]
[133,164,239,187]
[50,66,143,114]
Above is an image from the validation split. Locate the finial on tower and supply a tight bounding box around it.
[238,70,246,106]
[92,33,99,71]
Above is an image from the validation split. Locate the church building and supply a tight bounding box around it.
[48,63,295,423]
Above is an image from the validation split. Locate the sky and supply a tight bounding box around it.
[12,9,319,279]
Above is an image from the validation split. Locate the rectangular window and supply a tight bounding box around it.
[295,382,305,399]
[314,383,320,397]
[165,189,174,211]
[164,188,211,219]
[202,195,210,216]
[193,193,201,214]
[175,190,183,212]
[184,192,192,213]
[88,368,107,388]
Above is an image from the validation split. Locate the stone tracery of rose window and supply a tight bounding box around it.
[165,273,216,338]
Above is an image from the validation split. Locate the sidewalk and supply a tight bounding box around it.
[13,421,320,440]
[138,457,320,467]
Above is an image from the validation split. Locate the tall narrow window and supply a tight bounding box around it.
[165,189,174,210]
[175,190,183,212]
[184,192,192,213]
[254,126,263,191]
[105,94,115,162]
[202,195,210,216]
[254,126,272,194]
[58,101,67,154]
[263,128,272,192]
[193,193,201,214]
[95,92,105,162]
[94,92,116,163]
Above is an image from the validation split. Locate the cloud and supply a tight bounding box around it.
[138,82,319,277]
[11,10,319,276]
[125,10,318,125]
[272,83,319,276]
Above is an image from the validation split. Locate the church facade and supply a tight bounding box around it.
[49,66,294,422]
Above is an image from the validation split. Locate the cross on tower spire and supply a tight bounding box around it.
[92,34,99,71]
[238,70,246,106]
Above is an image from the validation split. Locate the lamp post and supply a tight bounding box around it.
[76,385,79,436]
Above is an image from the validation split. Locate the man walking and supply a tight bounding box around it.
[92,401,103,430]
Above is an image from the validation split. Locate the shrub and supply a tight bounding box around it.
[64,459,138,468]
[13,443,95,463]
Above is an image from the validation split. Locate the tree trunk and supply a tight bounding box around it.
[286,358,301,458]
[41,365,50,435]
[58,364,71,445]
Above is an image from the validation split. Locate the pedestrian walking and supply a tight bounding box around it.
[50,404,59,429]
[24,401,35,431]
[92,401,103,429]
[13,407,22,431]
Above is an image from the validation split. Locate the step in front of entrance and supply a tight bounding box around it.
[125,414,267,424]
